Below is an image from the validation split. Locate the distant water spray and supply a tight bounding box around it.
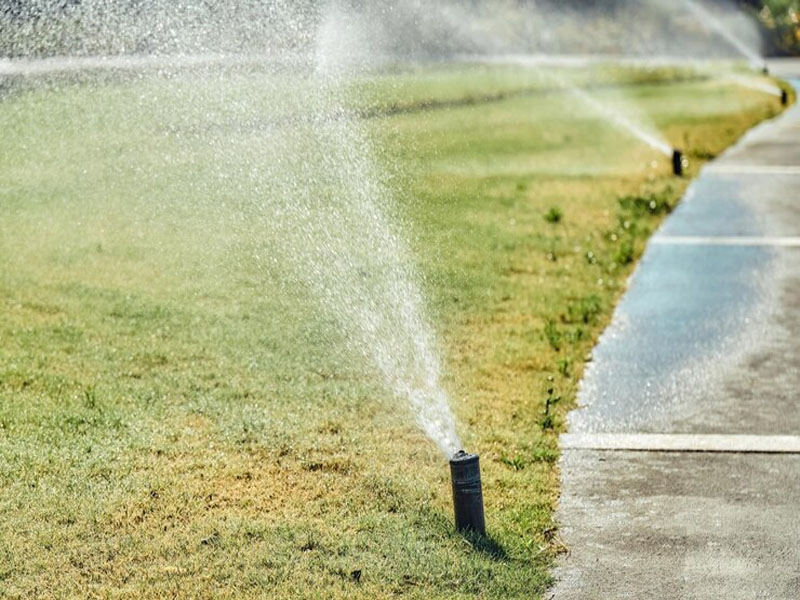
[680,0,764,68]
[565,84,673,156]
[471,54,673,156]
[721,73,783,97]
[249,1,462,456]
[508,62,672,157]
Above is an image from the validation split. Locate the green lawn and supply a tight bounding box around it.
[0,63,787,598]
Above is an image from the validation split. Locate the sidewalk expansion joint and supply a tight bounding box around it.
[704,164,800,175]
[651,235,800,247]
[561,433,800,454]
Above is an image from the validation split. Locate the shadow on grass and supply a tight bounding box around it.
[417,507,510,562]
[461,530,508,562]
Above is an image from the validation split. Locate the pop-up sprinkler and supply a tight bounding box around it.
[449,450,485,535]
[781,89,788,106]
[672,149,685,177]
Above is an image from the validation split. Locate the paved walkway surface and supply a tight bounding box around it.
[552,62,800,599]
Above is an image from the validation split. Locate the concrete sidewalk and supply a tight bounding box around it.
[552,65,800,599]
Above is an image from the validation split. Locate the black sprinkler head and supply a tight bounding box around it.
[449,451,485,536]
[781,89,788,106]
[762,66,769,76]
[672,149,684,177]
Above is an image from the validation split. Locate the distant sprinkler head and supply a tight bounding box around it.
[672,149,685,177]
[762,66,770,76]
[449,450,486,536]
[781,89,789,106]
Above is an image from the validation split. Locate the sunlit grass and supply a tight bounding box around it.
[0,63,786,598]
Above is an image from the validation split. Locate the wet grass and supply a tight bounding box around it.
[0,63,785,598]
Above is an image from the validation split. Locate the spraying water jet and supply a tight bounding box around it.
[721,73,785,99]
[553,79,673,158]
[450,450,486,535]
[679,0,763,68]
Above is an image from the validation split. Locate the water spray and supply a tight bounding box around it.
[680,0,763,68]
[672,149,685,177]
[720,74,786,103]
[558,80,673,158]
[449,450,486,535]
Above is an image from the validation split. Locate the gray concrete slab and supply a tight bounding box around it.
[652,236,800,246]
[553,452,800,600]
[553,74,800,598]
[561,433,800,453]
[570,85,800,435]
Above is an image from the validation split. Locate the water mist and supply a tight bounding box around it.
[309,1,484,534]
[679,0,765,69]
[565,84,673,158]
[720,74,785,100]
[255,0,463,458]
